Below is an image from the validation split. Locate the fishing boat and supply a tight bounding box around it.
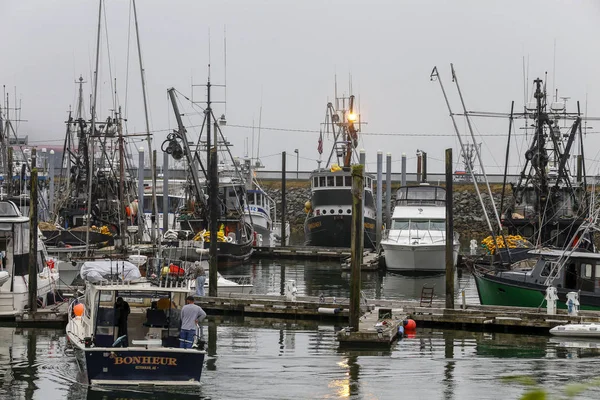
[381,183,460,272]
[239,157,289,247]
[66,274,206,386]
[44,77,130,247]
[462,76,597,308]
[304,91,377,248]
[164,86,254,266]
[0,200,61,317]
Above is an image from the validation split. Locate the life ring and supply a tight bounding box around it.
[227,236,233,243]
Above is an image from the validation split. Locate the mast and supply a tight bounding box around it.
[85,0,102,257]
[132,0,158,246]
[207,79,218,297]
[117,106,127,249]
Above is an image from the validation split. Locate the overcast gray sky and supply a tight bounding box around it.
[2,0,600,176]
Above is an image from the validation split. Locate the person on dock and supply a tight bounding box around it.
[114,297,130,347]
[195,265,206,297]
[180,295,206,349]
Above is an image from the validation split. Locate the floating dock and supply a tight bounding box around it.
[197,294,351,321]
[12,302,69,326]
[337,307,404,346]
[196,293,600,334]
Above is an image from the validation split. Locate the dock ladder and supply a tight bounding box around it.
[420,284,435,307]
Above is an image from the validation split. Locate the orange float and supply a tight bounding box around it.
[73,303,85,317]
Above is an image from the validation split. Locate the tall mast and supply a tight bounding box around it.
[85,0,102,257]
[207,78,219,297]
[132,0,158,246]
[117,106,127,249]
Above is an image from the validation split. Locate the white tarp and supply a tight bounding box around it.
[80,260,141,282]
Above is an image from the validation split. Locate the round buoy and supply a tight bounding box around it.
[73,303,85,317]
[404,319,417,331]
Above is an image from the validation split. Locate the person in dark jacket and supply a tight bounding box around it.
[115,296,130,347]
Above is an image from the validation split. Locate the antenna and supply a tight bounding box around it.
[224,25,227,115]
[552,39,557,100]
[257,90,263,162]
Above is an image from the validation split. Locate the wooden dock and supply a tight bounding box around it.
[337,307,404,346]
[251,246,352,260]
[341,251,382,271]
[196,293,600,334]
[197,293,352,320]
[13,302,69,326]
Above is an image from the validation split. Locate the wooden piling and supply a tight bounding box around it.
[445,148,454,309]
[281,152,287,248]
[350,164,364,331]
[29,162,38,313]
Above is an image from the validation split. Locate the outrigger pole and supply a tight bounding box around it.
[430,66,499,249]
[85,0,103,257]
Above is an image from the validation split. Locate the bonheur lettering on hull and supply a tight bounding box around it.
[111,353,178,366]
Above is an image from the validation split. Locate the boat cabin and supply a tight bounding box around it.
[0,200,44,276]
[395,185,446,207]
[512,249,600,293]
[83,283,193,348]
[311,171,374,192]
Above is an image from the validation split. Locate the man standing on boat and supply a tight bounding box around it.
[114,297,130,347]
[180,295,206,349]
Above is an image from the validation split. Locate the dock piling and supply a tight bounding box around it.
[350,164,364,331]
[281,151,287,248]
[445,148,455,309]
[401,153,406,186]
[137,147,144,242]
[376,151,383,247]
[385,152,392,229]
[163,150,169,233]
[29,151,38,313]
[48,150,55,216]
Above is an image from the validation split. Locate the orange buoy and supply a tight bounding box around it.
[73,303,85,317]
[404,319,417,331]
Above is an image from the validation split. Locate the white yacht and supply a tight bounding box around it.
[0,200,60,317]
[381,184,459,272]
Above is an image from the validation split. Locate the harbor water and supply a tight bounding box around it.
[2,260,600,399]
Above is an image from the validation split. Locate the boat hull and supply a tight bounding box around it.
[41,229,114,247]
[473,271,600,311]
[83,347,205,386]
[381,242,459,272]
[304,215,376,248]
[164,241,253,266]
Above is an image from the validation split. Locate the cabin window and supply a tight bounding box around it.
[596,265,600,279]
[430,220,446,231]
[327,176,334,187]
[313,177,318,188]
[335,176,344,187]
[583,263,594,279]
[344,176,351,186]
[540,261,556,277]
[391,219,409,230]
[319,176,326,187]
[412,221,429,230]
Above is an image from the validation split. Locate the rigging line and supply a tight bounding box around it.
[124,0,133,118]
[102,2,117,112]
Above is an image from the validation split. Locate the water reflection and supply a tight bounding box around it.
[6,309,600,398]
[226,259,480,304]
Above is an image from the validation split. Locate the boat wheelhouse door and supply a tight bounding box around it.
[93,289,117,347]
[565,262,578,290]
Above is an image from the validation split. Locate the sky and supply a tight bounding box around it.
[2,0,600,176]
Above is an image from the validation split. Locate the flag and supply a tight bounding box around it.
[317,130,323,155]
